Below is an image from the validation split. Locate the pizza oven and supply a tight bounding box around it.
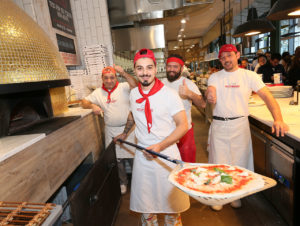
[0,0,71,137]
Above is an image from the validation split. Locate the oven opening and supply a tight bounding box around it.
[1,89,80,137]
[0,89,53,137]
[5,89,54,136]
[9,103,46,135]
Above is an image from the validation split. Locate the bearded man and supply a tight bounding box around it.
[162,54,206,162]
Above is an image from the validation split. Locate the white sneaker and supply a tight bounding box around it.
[211,205,223,211]
[120,184,127,195]
[230,199,242,208]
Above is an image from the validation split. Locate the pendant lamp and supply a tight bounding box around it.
[267,0,300,21]
[233,7,275,38]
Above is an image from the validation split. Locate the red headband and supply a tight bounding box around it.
[134,48,156,65]
[102,66,116,75]
[166,57,184,67]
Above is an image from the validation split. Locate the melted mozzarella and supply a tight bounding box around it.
[238,171,249,177]
[211,175,221,185]
[196,167,207,173]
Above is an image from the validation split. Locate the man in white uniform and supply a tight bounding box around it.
[206,44,289,211]
[115,49,190,226]
[162,54,206,162]
[82,66,137,195]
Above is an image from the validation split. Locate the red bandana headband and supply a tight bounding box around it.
[166,57,184,67]
[102,66,116,75]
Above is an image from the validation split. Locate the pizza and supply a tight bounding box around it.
[168,164,264,199]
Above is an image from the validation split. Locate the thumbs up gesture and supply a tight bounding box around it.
[179,79,191,99]
[206,86,217,104]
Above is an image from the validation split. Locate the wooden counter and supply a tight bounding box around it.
[0,109,104,203]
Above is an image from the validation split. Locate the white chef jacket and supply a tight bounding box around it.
[207,68,265,170]
[129,85,190,213]
[162,77,201,129]
[207,68,265,117]
[85,83,131,127]
[84,82,135,158]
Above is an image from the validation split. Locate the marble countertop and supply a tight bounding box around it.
[0,107,93,163]
[249,92,300,143]
[58,106,92,118]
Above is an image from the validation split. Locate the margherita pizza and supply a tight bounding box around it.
[168,164,264,199]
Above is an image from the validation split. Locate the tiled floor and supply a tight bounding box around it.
[114,107,288,226]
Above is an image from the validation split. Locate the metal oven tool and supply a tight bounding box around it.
[117,139,184,167]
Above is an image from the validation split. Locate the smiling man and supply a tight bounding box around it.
[82,66,137,195]
[162,54,206,163]
[115,49,190,226]
[206,44,289,211]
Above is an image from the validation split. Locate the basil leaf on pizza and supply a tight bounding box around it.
[221,175,232,184]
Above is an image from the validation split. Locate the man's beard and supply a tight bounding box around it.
[167,71,181,82]
[140,74,154,87]
[141,81,151,86]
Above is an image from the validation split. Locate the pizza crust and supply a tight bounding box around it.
[168,163,265,200]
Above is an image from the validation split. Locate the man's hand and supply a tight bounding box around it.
[114,64,125,77]
[91,104,103,117]
[206,86,217,104]
[272,121,289,137]
[143,143,161,160]
[113,133,127,143]
[179,79,192,99]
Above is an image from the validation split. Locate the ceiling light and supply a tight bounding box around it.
[181,18,186,24]
[245,31,261,36]
[180,28,184,32]
[267,0,300,20]
[288,9,300,16]
[233,8,275,38]
[233,19,274,37]
[179,39,183,42]
[178,34,181,37]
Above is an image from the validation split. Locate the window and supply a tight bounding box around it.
[280,19,300,54]
[294,19,300,49]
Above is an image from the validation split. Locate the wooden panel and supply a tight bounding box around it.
[0,113,104,203]
[70,142,121,226]
[0,145,51,202]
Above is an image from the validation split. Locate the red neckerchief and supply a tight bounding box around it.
[136,78,164,133]
[102,81,119,103]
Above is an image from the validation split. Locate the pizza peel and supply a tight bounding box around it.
[117,139,277,206]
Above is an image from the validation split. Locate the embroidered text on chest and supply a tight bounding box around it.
[225,82,240,88]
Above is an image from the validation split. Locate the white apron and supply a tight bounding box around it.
[208,117,254,171]
[130,143,190,213]
[104,125,136,159]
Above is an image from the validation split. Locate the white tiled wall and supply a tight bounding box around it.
[71,0,113,67]
[12,0,114,68]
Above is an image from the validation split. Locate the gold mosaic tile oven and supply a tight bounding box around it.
[0,0,72,137]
